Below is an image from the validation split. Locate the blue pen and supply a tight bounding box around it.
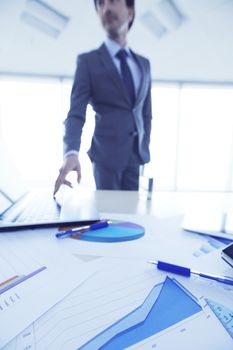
[148,260,233,287]
[55,221,109,239]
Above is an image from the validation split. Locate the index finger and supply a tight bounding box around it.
[53,170,67,195]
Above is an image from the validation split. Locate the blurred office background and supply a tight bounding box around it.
[0,0,233,191]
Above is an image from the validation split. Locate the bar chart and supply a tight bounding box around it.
[0,266,47,297]
[0,234,49,314]
[0,232,94,348]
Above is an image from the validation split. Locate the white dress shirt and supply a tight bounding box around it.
[104,37,141,96]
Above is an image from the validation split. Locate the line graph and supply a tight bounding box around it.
[79,277,202,350]
[10,261,232,350]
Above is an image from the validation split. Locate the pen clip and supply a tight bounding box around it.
[55,227,86,239]
[55,220,109,239]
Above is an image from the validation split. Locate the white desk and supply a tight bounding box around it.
[63,190,232,263]
[93,190,233,216]
[3,190,233,350]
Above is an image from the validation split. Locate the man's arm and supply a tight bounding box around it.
[64,54,91,153]
[54,54,91,195]
[142,62,152,146]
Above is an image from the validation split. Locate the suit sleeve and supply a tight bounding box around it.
[63,54,91,154]
[142,61,152,146]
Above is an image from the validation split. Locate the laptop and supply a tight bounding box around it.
[0,147,100,232]
[182,210,233,240]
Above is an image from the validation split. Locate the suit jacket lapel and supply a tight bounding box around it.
[98,44,131,105]
[130,50,147,106]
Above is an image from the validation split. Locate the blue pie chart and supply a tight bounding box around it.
[70,220,145,242]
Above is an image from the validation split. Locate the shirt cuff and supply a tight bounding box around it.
[64,150,79,159]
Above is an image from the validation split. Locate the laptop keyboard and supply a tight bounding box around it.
[12,195,60,223]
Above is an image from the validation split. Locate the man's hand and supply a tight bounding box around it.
[53,154,81,196]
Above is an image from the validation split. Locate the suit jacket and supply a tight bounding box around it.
[64,43,152,170]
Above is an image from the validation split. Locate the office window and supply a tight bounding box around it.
[0,78,63,186]
[176,85,233,191]
[150,84,180,190]
[0,77,95,188]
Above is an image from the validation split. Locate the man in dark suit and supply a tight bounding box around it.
[54,0,152,194]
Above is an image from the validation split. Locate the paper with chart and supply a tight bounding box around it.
[5,260,233,350]
[57,213,228,268]
[14,213,230,275]
[0,231,96,348]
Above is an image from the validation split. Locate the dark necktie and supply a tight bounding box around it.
[116,49,135,106]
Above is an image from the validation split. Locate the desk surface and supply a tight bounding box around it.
[93,190,233,216]
[2,190,233,349]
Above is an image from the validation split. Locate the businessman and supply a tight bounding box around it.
[54,0,152,194]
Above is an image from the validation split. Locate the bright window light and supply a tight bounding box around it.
[0,79,63,186]
[177,85,233,191]
[0,78,233,192]
[150,84,180,190]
